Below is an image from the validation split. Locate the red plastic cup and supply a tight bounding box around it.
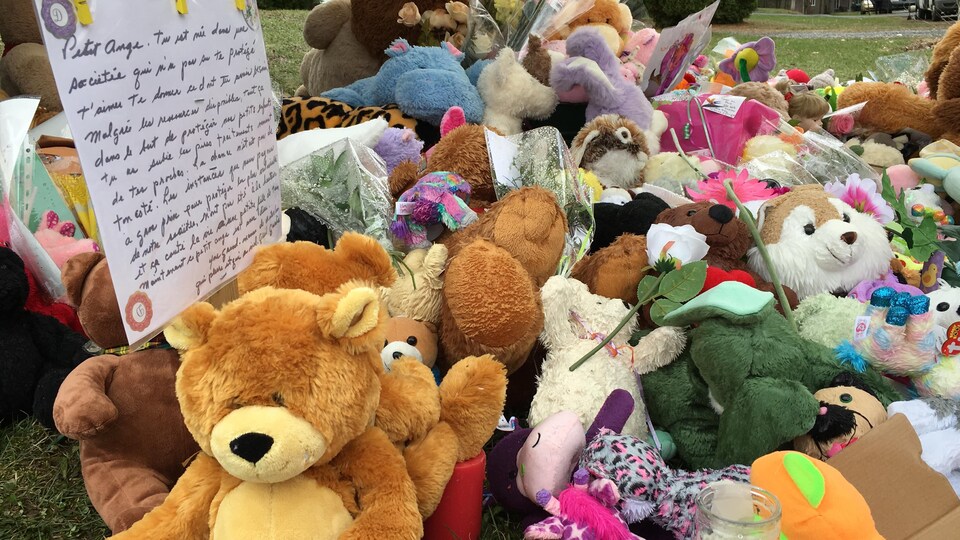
[423,452,486,540]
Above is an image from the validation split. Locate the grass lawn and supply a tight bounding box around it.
[0,6,953,540]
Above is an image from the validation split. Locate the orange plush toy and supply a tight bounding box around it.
[750,451,884,540]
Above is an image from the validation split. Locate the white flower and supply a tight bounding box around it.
[646,223,709,267]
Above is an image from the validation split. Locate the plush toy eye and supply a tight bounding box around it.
[842,213,851,223]
[272,393,285,407]
[687,210,697,217]
[406,336,418,346]
[804,223,816,235]
[938,302,950,312]
[615,127,632,143]
[840,393,853,404]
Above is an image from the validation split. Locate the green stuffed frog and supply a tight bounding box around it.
[644,281,898,469]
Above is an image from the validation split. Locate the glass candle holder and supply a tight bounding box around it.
[693,483,782,540]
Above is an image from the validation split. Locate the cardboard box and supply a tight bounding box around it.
[829,413,960,540]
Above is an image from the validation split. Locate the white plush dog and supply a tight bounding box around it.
[477,48,558,136]
[749,185,892,299]
[528,276,686,437]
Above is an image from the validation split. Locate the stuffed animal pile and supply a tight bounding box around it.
[12,2,960,539]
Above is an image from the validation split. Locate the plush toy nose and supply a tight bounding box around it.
[392,351,403,359]
[230,433,274,464]
[708,204,734,224]
[841,231,858,245]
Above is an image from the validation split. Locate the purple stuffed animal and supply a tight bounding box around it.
[847,270,924,303]
[550,27,655,130]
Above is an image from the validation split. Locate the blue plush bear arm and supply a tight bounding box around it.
[394,70,485,125]
[321,77,376,107]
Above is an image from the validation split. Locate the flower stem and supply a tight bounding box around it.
[738,58,751,83]
[568,275,664,372]
[722,179,797,332]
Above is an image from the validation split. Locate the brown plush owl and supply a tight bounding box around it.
[570,115,650,190]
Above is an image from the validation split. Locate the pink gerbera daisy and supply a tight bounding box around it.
[823,174,894,224]
[686,169,778,210]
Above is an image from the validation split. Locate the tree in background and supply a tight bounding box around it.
[646,0,757,27]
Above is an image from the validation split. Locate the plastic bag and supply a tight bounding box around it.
[484,126,594,276]
[280,138,394,254]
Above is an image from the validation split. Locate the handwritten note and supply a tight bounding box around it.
[34,0,281,345]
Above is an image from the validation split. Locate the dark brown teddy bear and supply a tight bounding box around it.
[654,202,799,311]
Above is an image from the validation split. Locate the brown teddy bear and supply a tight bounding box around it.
[389,123,500,208]
[438,187,568,374]
[110,284,423,539]
[52,253,199,533]
[543,0,632,54]
[0,0,62,113]
[382,316,439,373]
[838,21,960,147]
[297,0,382,96]
[655,202,799,311]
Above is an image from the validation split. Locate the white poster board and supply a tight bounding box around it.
[34,0,281,346]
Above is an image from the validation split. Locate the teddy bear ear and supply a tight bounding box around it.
[317,283,383,342]
[441,41,465,61]
[61,252,106,307]
[386,38,412,58]
[165,302,217,352]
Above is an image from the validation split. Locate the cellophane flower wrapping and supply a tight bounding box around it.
[462,0,504,62]
[873,51,930,89]
[739,120,878,187]
[488,126,594,277]
[280,138,394,253]
[1,98,66,300]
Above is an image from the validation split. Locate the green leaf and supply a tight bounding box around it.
[650,298,682,326]
[657,261,708,302]
[782,453,826,509]
[909,216,940,262]
[635,275,661,304]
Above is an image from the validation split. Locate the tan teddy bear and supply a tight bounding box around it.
[110,284,424,539]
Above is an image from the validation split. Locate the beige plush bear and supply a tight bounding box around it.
[296,0,381,97]
[0,0,62,113]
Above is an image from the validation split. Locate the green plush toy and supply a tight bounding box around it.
[645,281,899,469]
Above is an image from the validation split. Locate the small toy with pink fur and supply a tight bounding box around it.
[524,469,640,540]
[34,211,99,269]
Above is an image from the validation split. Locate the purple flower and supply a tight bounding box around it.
[718,37,777,83]
[823,174,895,225]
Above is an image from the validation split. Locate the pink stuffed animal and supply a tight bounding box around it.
[34,211,99,268]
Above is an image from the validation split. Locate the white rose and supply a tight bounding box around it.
[646,223,709,267]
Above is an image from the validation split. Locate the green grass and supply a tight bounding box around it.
[0,7,951,540]
[0,420,109,539]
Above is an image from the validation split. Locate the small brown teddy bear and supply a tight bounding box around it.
[53,253,199,533]
[377,355,506,518]
[382,316,439,372]
[110,284,424,539]
[0,0,62,113]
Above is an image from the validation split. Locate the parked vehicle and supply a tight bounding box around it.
[918,0,958,19]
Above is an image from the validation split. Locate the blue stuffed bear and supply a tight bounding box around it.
[322,39,485,126]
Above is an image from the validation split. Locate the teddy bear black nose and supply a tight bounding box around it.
[392,351,403,359]
[708,204,733,224]
[841,232,858,245]
[230,433,273,464]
